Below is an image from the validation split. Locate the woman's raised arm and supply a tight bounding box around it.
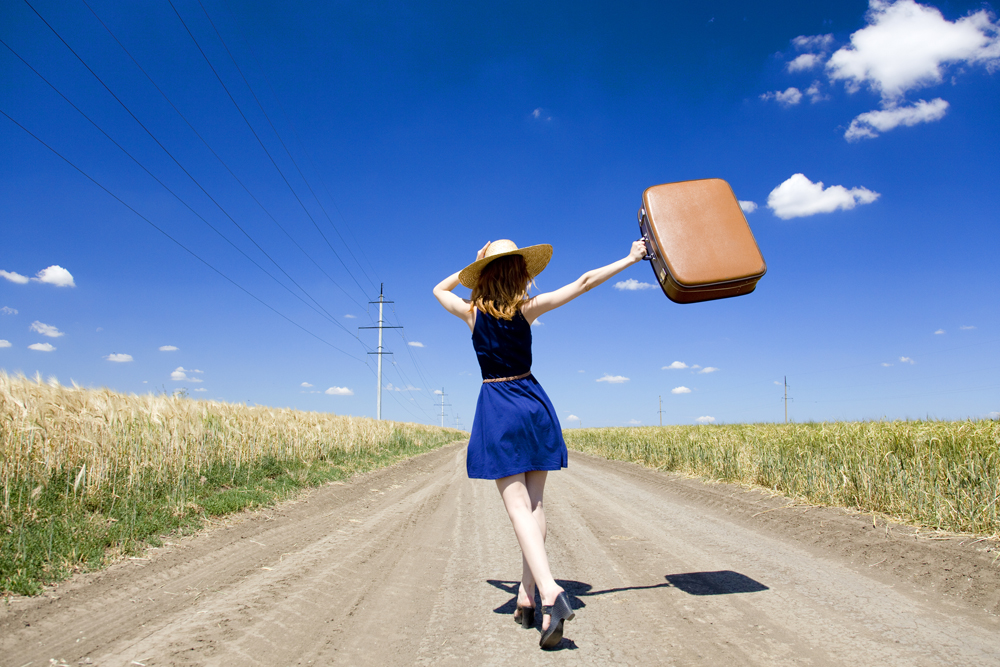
[433,241,492,331]
[520,240,646,323]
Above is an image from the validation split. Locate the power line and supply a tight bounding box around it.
[167,0,371,309]
[0,37,361,344]
[1,107,366,363]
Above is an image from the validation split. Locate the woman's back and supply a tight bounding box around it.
[472,309,532,380]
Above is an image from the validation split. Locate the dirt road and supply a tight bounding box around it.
[4,442,999,666]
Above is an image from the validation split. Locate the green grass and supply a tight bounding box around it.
[564,420,1000,537]
[2,392,463,596]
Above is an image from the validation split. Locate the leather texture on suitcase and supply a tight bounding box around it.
[639,178,766,304]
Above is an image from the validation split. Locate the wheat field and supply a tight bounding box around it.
[564,421,1000,537]
[0,371,464,594]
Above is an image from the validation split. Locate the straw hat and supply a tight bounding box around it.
[458,240,553,289]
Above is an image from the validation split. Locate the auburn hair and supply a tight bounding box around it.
[470,255,533,320]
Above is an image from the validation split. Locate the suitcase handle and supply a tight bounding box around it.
[637,207,655,261]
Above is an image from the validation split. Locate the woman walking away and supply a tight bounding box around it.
[433,238,646,649]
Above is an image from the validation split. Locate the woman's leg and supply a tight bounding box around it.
[497,471,564,630]
[515,470,548,610]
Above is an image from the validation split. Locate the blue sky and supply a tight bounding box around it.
[2,0,998,427]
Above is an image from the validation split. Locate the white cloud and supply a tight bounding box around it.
[934,329,945,335]
[691,364,701,369]
[33,265,75,287]
[671,386,692,394]
[192,388,207,392]
[761,87,803,106]
[793,34,835,52]
[774,380,783,385]
[787,53,823,72]
[531,319,544,327]
[960,325,976,330]
[900,356,915,364]
[663,361,688,370]
[882,362,893,366]
[767,173,879,220]
[433,389,443,395]
[171,366,203,382]
[0,270,29,284]
[826,0,1000,101]
[566,414,580,422]
[695,415,716,424]
[844,98,949,140]
[596,374,629,384]
[30,321,64,338]
[344,314,357,319]
[627,419,642,425]
[407,341,425,347]
[0,340,10,348]
[739,200,758,214]
[159,345,178,352]
[531,108,552,121]
[325,386,353,396]
[805,81,827,102]
[29,342,55,352]
[301,382,313,387]
[698,367,720,374]
[1,306,18,315]
[989,411,1000,420]
[614,278,657,291]
[105,353,133,362]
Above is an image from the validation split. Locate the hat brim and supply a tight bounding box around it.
[458,244,553,289]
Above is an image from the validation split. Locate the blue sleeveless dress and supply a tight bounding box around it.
[466,308,568,480]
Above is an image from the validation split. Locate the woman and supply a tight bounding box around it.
[433,238,646,649]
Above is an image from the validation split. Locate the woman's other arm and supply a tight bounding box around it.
[432,241,491,332]
[521,240,646,323]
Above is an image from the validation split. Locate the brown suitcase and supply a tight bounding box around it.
[638,178,766,304]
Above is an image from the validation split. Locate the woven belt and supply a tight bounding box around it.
[483,371,531,384]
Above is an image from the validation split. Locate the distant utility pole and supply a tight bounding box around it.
[658,395,664,427]
[438,388,451,427]
[358,284,402,420]
[784,376,789,424]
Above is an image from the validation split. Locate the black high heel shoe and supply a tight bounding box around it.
[539,591,575,649]
[514,603,535,629]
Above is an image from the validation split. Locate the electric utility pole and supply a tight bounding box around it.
[358,284,402,420]
[437,388,451,427]
[658,395,664,427]
[784,376,789,424]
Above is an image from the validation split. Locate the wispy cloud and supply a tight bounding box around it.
[698,367,719,374]
[171,366,204,382]
[344,314,357,319]
[408,341,425,347]
[787,53,823,72]
[596,374,629,384]
[671,386,692,394]
[301,382,313,388]
[767,173,879,220]
[934,329,945,335]
[900,356,915,364]
[1,306,17,315]
[29,342,55,352]
[882,362,893,367]
[663,361,688,370]
[960,325,976,330]
[325,386,353,396]
[695,415,716,424]
[531,107,553,121]
[614,279,657,291]
[0,270,29,284]
[627,419,642,425]
[105,353,133,362]
[192,388,207,392]
[30,321,64,338]
[739,200,758,214]
[33,265,75,287]
[761,87,803,106]
[0,340,11,348]
[434,389,443,395]
[159,345,178,352]
[845,98,949,140]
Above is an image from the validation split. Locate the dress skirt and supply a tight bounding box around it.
[466,375,568,480]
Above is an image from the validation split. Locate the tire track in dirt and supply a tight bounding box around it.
[2,443,998,666]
